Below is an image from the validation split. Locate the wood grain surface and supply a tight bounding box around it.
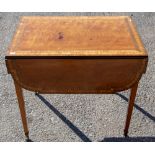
[6,58,147,93]
[6,16,148,93]
[7,16,147,57]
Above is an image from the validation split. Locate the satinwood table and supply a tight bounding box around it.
[5,16,148,140]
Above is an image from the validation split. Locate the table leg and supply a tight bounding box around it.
[124,82,139,137]
[14,81,29,139]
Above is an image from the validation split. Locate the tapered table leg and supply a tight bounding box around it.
[124,82,139,137]
[14,81,29,139]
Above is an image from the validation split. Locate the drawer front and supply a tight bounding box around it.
[6,58,147,93]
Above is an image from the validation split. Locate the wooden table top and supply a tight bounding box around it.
[7,16,147,58]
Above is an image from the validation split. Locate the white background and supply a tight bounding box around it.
[0,0,155,12]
